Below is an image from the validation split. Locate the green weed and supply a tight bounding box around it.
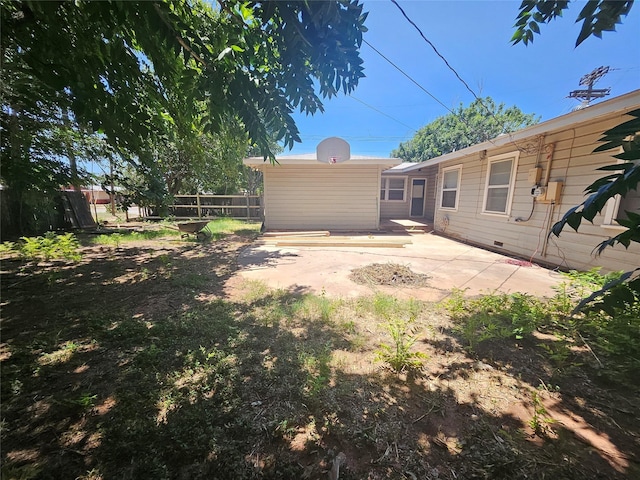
[241,280,271,303]
[275,418,297,439]
[528,387,557,437]
[17,232,82,262]
[443,290,548,350]
[298,344,332,399]
[0,241,19,256]
[537,339,574,368]
[376,313,428,373]
[550,269,639,379]
[75,393,98,408]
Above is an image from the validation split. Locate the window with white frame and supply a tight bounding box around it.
[483,152,519,215]
[440,165,462,210]
[602,189,640,228]
[381,177,406,201]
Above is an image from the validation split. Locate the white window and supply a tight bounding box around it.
[602,189,640,229]
[440,165,462,210]
[482,152,519,215]
[381,177,406,201]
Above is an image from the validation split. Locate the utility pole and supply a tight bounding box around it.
[568,66,611,107]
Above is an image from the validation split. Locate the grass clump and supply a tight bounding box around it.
[443,289,546,350]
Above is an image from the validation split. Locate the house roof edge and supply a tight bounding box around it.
[402,89,640,171]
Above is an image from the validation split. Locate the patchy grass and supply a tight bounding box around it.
[87,218,261,246]
[89,228,181,246]
[1,237,638,480]
[205,218,261,240]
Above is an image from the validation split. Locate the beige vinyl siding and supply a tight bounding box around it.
[380,166,437,220]
[433,110,640,273]
[263,164,381,230]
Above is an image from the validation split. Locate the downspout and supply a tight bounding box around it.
[542,141,555,188]
[541,142,557,258]
[375,167,381,229]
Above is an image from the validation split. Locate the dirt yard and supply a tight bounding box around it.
[1,228,638,479]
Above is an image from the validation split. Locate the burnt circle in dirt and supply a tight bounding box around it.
[349,262,430,287]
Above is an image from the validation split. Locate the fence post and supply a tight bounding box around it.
[196,193,202,219]
[246,194,250,220]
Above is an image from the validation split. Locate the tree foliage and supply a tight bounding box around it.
[391,98,538,162]
[1,0,367,155]
[1,0,367,235]
[512,0,634,46]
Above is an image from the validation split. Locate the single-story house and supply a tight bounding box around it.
[243,137,401,231]
[401,89,640,273]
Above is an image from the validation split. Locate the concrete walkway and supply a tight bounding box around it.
[231,232,565,301]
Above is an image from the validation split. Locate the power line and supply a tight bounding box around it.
[389,0,540,154]
[364,38,509,150]
[389,0,504,126]
[362,39,455,115]
[363,38,503,147]
[348,94,418,132]
[389,0,482,104]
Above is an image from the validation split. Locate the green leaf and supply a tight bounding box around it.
[566,211,583,231]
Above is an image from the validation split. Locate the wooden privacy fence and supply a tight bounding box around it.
[170,194,261,220]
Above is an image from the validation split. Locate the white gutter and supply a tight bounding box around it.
[244,157,401,167]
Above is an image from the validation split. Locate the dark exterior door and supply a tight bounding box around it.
[410,178,426,217]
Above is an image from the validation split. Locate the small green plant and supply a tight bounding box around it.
[0,241,19,256]
[274,418,297,439]
[376,313,428,373]
[537,340,573,367]
[75,393,98,408]
[298,345,332,398]
[528,388,556,437]
[17,232,82,262]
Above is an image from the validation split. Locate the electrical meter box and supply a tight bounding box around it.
[545,181,563,203]
[531,186,545,198]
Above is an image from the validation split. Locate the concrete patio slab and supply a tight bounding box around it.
[229,232,565,301]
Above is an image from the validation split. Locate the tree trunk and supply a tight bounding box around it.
[62,110,80,192]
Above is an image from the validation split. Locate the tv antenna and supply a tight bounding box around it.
[568,66,611,107]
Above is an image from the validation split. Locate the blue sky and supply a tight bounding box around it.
[287,0,640,157]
